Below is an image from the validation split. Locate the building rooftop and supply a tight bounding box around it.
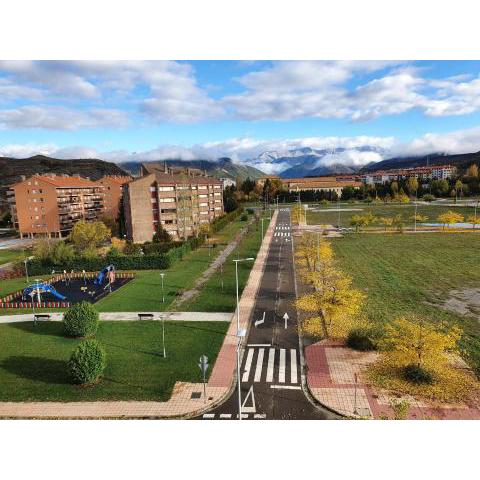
[13,174,102,189]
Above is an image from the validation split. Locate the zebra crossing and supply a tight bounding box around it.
[274,222,291,241]
[241,347,300,385]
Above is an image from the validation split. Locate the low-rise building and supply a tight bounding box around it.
[123,163,224,243]
[283,176,363,195]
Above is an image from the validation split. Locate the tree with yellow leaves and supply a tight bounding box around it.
[296,268,365,339]
[378,216,394,232]
[379,316,462,373]
[437,210,464,230]
[291,204,303,225]
[467,215,480,229]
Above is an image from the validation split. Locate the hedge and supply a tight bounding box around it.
[24,207,245,274]
[27,253,171,275]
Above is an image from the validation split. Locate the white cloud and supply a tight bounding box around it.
[0,61,223,124]
[0,106,128,130]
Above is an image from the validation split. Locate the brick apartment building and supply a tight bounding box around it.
[8,174,106,238]
[95,175,131,218]
[123,163,224,243]
[8,173,132,238]
[361,165,455,184]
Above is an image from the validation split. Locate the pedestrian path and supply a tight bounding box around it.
[0,311,232,323]
[241,346,300,386]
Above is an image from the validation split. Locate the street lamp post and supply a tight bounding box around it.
[161,314,166,358]
[160,272,165,304]
[233,257,254,420]
[261,217,266,239]
[24,258,29,283]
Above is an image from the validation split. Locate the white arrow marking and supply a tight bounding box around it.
[283,312,289,329]
[254,311,265,327]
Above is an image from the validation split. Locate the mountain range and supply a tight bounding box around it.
[247,146,384,178]
[120,157,264,182]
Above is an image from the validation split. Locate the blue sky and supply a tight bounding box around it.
[1,60,480,170]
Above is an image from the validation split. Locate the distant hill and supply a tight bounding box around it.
[0,155,129,213]
[120,157,264,182]
[360,151,480,173]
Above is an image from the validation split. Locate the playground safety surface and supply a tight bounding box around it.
[11,277,134,305]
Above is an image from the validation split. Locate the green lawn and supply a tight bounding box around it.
[0,320,228,402]
[0,248,28,266]
[181,219,269,312]
[329,232,480,373]
[306,202,478,228]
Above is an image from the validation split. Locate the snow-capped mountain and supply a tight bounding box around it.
[248,146,385,177]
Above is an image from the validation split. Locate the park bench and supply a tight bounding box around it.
[33,313,51,326]
[138,313,154,321]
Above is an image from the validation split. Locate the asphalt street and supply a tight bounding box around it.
[198,209,338,420]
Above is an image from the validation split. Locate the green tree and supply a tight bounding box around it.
[153,224,172,243]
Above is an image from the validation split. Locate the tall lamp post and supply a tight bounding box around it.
[24,258,29,283]
[160,272,165,304]
[161,313,166,358]
[261,217,266,239]
[233,257,254,420]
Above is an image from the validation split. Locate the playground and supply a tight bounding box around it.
[0,265,134,308]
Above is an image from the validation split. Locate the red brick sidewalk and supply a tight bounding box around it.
[305,340,480,420]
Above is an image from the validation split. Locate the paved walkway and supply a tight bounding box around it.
[171,218,255,308]
[0,311,232,323]
[305,340,480,419]
[0,212,278,419]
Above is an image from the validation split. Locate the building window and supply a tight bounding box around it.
[158,186,174,191]
[159,197,175,203]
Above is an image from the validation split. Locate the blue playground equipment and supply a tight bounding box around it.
[23,282,66,301]
[94,264,115,286]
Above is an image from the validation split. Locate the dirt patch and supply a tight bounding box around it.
[438,288,480,319]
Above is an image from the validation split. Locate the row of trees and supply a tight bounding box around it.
[349,210,480,232]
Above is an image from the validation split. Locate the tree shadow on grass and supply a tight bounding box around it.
[1,356,69,385]
[7,321,65,338]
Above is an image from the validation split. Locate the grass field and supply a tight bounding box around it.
[306,202,478,228]
[181,219,269,312]
[0,248,28,265]
[0,320,228,402]
[329,232,480,373]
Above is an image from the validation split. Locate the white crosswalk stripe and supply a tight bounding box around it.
[290,348,298,383]
[254,348,265,382]
[266,348,275,382]
[242,348,255,382]
[279,349,286,383]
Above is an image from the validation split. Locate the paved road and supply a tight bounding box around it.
[197,209,338,420]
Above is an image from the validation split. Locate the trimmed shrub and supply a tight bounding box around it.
[422,194,436,202]
[63,301,99,338]
[246,208,254,215]
[403,363,434,385]
[69,339,107,385]
[346,327,377,351]
[240,213,248,221]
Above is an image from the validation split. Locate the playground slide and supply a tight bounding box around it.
[94,265,114,286]
[23,282,67,301]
